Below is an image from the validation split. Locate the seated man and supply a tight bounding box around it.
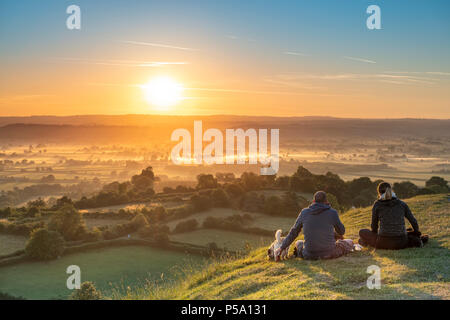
[275,191,353,260]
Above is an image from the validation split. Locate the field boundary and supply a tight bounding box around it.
[0,238,234,268]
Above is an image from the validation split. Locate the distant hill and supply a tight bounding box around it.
[0,115,449,144]
[123,194,450,300]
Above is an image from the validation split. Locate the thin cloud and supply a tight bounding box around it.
[226,35,257,42]
[343,56,376,64]
[121,40,196,51]
[187,87,347,97]
[273,72,438,85]
[283,51,308,57]
[385,71,450,76]
[53,57,188,67]
[0,94,55,103]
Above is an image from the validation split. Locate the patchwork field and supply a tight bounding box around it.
[123,194,450,300]
[167,207,295,234]
[0,246,205,300]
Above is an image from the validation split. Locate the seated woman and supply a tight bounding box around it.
[359,182,420,250]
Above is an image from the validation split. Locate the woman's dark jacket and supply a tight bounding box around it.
[371,197,419,237]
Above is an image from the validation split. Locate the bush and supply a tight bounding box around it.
[240,191,265,212]
[70,282,102,300]
[264,195,283,216]
[131,213,149,229]
[190,194,212,212]
[25,228,65,260]
[0,291,25,300]
[48,204,87,241]
[211,189,230,207]
[83,227,102,242]
[426,176,448,189]
[173,219,198,233]
[393,181,420,199]
[139,224,170,240]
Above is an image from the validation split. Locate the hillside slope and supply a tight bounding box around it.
[123,194,449,300]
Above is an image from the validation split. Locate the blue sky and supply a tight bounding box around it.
[0,0,449,117]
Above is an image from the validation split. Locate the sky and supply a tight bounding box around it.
[0,0,449,118]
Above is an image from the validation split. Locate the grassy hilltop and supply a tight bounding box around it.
[123,194,449,300]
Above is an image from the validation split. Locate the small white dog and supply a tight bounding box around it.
[268,229,290,261]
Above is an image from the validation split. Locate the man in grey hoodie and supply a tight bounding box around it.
[275,191,353,260]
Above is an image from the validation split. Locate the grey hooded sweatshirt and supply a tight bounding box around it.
[280,202,345,258]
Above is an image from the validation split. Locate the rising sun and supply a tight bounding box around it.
[141,76,184,110]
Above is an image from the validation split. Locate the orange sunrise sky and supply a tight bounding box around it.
[1,1,449,118]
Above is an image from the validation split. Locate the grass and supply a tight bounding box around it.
[166,207,295,233]
[170,229,272,251]
[123,193,450,300]
[0,246,205,300]
[0,234,28,255]
[83,218,129,229]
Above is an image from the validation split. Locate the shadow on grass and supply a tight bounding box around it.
[276,239,449,300]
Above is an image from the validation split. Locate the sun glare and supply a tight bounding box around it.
[141,77,184,110]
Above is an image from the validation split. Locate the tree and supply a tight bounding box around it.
[131,213,149,229]
[190,194,212,212]
[173,219,198,233]
[393,181,419,199]
[293,166,314,179]
[224,183,244,197]
[211,188,230,207]
[240,172,263,191]
[70,282,102,300]
[131,167,156,191]
[282,191,302,216]
[196,174,218,189]
[347,177,374,196]
[264,195,283,216]
[326,193,341,212]
[48,204,87,241]
[426,176,448,189]
[25,228,64,260]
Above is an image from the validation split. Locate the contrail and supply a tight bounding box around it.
[121,40,196,51]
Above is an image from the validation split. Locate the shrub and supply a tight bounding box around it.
[196,174,218,189]
[25,228,65,260]
[393,181,420,199]
[154,232,170,245]
[139,224,170,240]
[131,213,149,229]
[425,176,448,189]
[48,204,87,241]
[173,219,198,233]
[190,194,212,212]
[0,291,25,300]
[70,282,102,300]
[211,188,230,207]
[264,195,283,216]
[83,227,102,242]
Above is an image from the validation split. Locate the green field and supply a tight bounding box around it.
[167,207,295,233]
[0,246,205,300]
[0,234,27,256]
[124,194,450,300]
[171,229,272,251]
